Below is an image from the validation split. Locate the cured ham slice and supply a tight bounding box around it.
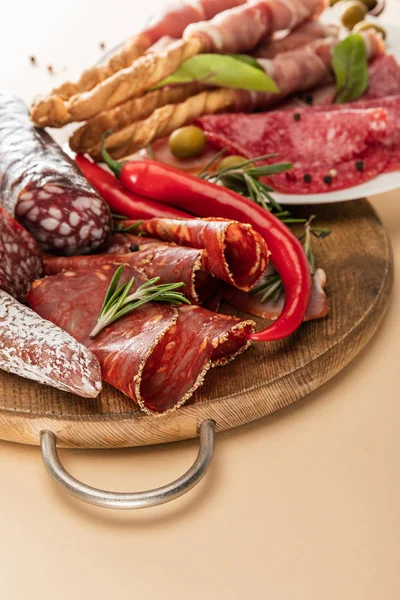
[252,20,338,59]
[222,268,329,321]
[137,218,269,291]
[43,243,218,304]
[301,54,400,106]
[0,207,42,302]
[0,290,102,398]
[100,232,161,254]
[28,264,254,414]
[184,0,327,53]
[197,105,391,193]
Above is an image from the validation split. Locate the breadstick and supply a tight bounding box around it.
[87,88,253,160]
[30,37,202,128]
[55,35,151,101]
[69,83,206,153]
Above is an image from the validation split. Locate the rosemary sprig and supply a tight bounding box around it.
[90,266,190,338]
[199,152,293,213]
[114,219,144,233]
[250,217,331,304]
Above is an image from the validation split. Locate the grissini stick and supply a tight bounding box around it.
[30,0,246,124]
[86,29,384,161]
[70,83,207,154]
[31,0,326,128]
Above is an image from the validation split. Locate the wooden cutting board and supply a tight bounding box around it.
[0,199,393,448]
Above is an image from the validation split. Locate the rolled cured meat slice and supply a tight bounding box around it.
[0,290,102,398]
[222,268,329,321]
[137,218,269,291]
[0,207,42,302]
[184,0,327,53]
[252,20,338,59]
[43,242,218,304]
[28,265,254,414]
[0,93,112,255]
[100,232,161,254]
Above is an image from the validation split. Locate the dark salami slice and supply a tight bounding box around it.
[138,217,269,291]
[28,264,254,414]
[0,207,42,302]
[0,290,102,397]
[43,243,219,304]
[0,93,112,255]
[222,267,329,321]
[197,106,390,193]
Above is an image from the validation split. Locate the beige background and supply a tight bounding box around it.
[1,1,399,598]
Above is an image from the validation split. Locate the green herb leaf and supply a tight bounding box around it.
[90,267,190,338]
[153,54,279,92]
[229,54,265,72]
[332,34,368,104]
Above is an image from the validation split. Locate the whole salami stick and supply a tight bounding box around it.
[0,93,112,255]
[0,207,42,302]
[0,290,102,398]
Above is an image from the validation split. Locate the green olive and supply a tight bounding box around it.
[218,155,248,171]
[360,0,377,10]
[168,126,206,159]
[329,0,341,6]
[353,20,387,39]
[339,0,367,29]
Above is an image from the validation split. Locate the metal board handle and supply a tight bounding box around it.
[40,420,216,510]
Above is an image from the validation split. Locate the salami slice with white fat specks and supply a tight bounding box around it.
[0,207,42,302]
[0,93,112,255]
[0,290,102,397]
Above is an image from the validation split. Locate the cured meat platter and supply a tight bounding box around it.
[0,199,392,448]
[0,0,396,507]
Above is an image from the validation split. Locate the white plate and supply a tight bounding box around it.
[275,17,400,205]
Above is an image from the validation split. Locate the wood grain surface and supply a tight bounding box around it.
[0,199,393,449]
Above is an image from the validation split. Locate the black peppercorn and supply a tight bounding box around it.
[355,160,364,171]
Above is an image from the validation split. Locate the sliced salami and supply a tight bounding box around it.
[0,290,102,397]
[43,243,219,304]
[0,207,42,302]
[137,217,269,291]
[222,267,329,321]
[28,264,254,414]
[197,106,391,193]
[0,93,112,255]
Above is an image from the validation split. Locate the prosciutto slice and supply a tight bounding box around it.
[222,267,329,321]
[43,242,218,304]
[28,264,254,414]
[302,54,400,106]
[184,0,327,53]
[137,217,269,291]
[252,20,338,59]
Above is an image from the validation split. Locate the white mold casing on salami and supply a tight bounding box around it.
[0,206,43,302]
[0,93,112,255]
[0,290,102,398]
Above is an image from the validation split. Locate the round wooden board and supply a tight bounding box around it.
[0,199,393,448]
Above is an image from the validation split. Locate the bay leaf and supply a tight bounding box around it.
[332,34,369,104]
[153,54,279,92]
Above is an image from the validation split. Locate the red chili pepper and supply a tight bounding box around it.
[102,151,312,342]
[75,154,190,220]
